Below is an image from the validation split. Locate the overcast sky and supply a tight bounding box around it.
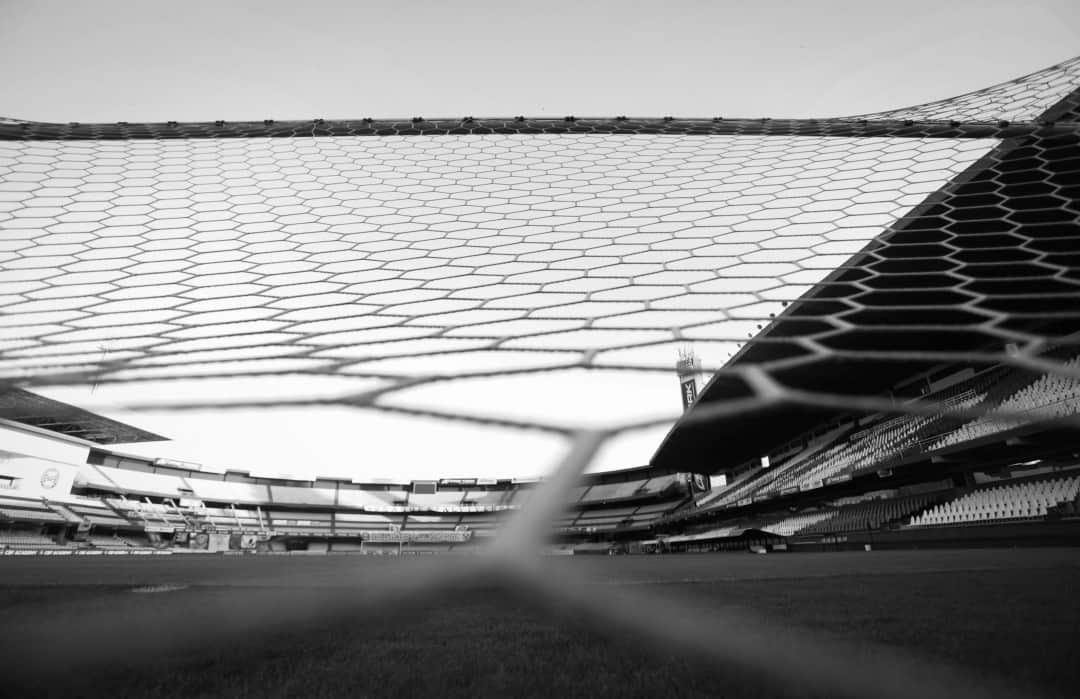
[3,1,1080,482]
[3,0,1079,122]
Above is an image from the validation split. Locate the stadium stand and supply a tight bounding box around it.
[461,489,513,508]
[745,372,1011,500]
[0,426,697,552]
[931,357,1080,449]
[87,533,152,551]
[0,529,64,550]
[695,424,854,509]
[5,379,1080,555]
[909,473,1080,526]
[799,492,947,535]
[0,495,66,523]
[407,491,467,510]
[69,498,134,527]
[578,476,680,504]
[676,358,1080,527]
[759,512,835,537]
[572,507,639,531]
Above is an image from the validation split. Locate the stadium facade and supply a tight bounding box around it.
[2,57,1080,555]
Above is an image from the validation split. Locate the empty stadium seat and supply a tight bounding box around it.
[0,529,63,550]
[932,357,1080,449]
[799,492,946,535]
[908,474,1080,527]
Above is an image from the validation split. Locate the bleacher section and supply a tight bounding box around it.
[656,468,1080,548]
[931,357,1080,450]
[461,490,513,508]
[0,494,66,523]
[579,474,681,504]
[626,502,672,528]
[572,507,639,531]
[68,498,132,528]
[760,512,835,537]
[685,360,1080,519]
[0,450,696,552]
[780,392,984,492]
[557,476,688,534]
[460,512,503,537]
[0,529,64,550]
[799,492,945,535]
[909,474,1080,527]
[698,424,852,509]
[87,533,153,551]
[10,353,1079,556]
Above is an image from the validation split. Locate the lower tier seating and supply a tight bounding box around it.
[0,529,61,549]
[758,512,834,537]
[909,473,1080,526]
[799,492,945,535]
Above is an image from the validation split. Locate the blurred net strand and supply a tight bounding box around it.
[2,56,1080,699]
[18,346,1080,438]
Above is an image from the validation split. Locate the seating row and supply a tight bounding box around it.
[909,474,1080,527]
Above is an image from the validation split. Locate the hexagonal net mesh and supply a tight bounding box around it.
[1,57,1079,478]
[1,55,1080,699]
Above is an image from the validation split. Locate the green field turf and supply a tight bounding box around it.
[1,548,1078,698]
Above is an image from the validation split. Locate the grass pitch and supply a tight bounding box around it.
[1,548,1078,698]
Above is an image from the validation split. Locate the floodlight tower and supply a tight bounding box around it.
[676,347,705,413]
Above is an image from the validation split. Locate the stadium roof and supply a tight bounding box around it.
[650,58,1080,473]
[0,387,167,444]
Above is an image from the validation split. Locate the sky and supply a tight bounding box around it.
[2,0,1079,122]
[2,1,1080,482]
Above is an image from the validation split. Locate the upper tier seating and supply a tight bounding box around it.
[577,474,682,505]
[696,424,852,510]
[931,357,1080,450]
[909,473,1080,526]
[695,362,1076,515]
[779,390,986,495]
